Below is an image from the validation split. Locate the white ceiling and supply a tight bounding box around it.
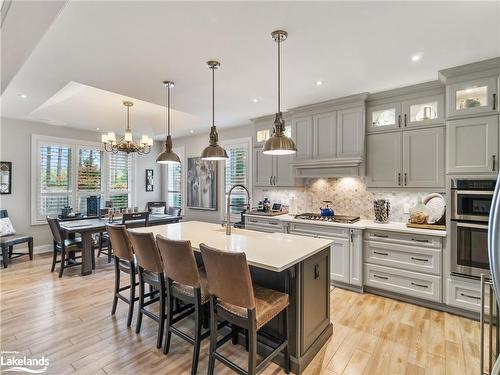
[2,1,500,139]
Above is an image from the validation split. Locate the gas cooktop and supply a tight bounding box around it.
[295,213,360,224]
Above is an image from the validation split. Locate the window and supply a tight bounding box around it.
[32,135,135,224]
[108,151,131,210]
[222,138,252,222]
[166,147,184,209]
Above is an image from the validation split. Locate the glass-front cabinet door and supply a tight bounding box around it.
[447,76,498,118]
[402,94,444,128]
[367,102,402,133]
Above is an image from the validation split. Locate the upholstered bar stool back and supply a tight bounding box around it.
[127,231,162,273]
[156,236,200,287]
[106,224,134,262]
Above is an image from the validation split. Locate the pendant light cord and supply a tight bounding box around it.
[167,84,171,136]
[127,105,130,131]
[212,65,215,127]
[277,34,281,114]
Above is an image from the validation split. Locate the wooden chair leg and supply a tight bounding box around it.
[136,270,144,334]
[98,234,103,258]
[58,247,66,278]
[111,257,120,315]
[28,240,33,260]
[248,315,257,375]
[156,276,166,349]
[127,263,136,327]
[1,246,8,268]
[107,240,112,263]
[207,297,217,375]
[92,248,96,270]
[50,242,57,272]
[191,297,202,375]
[163,292,173,354]
[8,245,13,258]
[283,307,290,374]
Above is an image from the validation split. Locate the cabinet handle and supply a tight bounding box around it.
[398,114,401,128]
[374,251,389,256]
[493,155,496,172]
[350,229,353,243]
[374,274,389,280]
[411,238,429,243]
[404,114,407,127]
[493,93,497,110]
[273,176,277,185]
[404,173,408,186]
[411,256,429,262]
[460,292,480,300]
[397,173,401,186]
[373,233,389,238]
[269,176,273,185]
[249,219,258,223]
[314,264,320,279]
[411,282,429,288]
[269,222,279,225]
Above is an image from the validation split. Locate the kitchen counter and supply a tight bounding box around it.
[130,220,333,373]
[244,213,447,237]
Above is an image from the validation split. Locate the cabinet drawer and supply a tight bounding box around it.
[446,278,485,312]
[364,240,441,275]
[364,263,441,302]
[245,217,283,232]
[364,230,442,249]
[288,222,349,239]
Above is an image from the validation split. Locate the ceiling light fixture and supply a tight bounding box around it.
[263,30,297,156]
[101,101,153,155]
[17,93,27,99]
[252,98,259,103]
[316,80,324,86]
[201,60,228,161]
[411,54,422,62]
[157,81,181,164]
[189,130,195,134]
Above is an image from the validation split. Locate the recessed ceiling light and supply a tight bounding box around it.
[96,127,100,130]
[189,130,194,134]
[411,53,422,62]
[316,81,324,86]
[17,93,27,99]
[252,98,259,103]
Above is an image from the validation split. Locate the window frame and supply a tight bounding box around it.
[219,137,253,222]
[163,146,185,213]
[31,134,135,225]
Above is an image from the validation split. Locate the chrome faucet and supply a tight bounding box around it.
[226,184,251,235]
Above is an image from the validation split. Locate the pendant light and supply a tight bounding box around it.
[156,81,181,164]
[263,30,297,155]
[201,60,228,160]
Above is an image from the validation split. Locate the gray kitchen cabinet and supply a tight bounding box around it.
[447,115,499,174]
[349,229,363,287]
[293,115,313,161]
[402,127,445,188]
[337,107,364,158]
[366,132,402,188]
[253,149,297,187]
[401,94,445,128]
[446,76,499,118]
[329,237,350,284]
[312,111,337,159]
[367,101,402,133]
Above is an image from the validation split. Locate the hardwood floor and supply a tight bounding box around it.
[1,254,481,374]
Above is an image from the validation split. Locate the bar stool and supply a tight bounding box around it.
[200,243,290,375]
[106,224,138,327]
[156,235,211,375]
[127,230,166,349]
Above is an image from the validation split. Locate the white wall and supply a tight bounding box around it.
[0,117,162,249]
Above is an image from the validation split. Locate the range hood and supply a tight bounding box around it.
[292,157,363,178]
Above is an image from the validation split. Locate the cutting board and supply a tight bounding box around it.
[406,223,446,231]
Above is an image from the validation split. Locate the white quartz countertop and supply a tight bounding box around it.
[130,221,333,272]
[244,213,447,237]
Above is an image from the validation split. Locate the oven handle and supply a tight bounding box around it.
[455,222,489,230]
[453,190,495,196]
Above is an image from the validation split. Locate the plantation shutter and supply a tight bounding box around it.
[77,148,103,213]
[108,151,131,209]
[224,142,249,220]
[167,163,182,208]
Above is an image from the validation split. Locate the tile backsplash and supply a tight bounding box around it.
[254,177,445,223]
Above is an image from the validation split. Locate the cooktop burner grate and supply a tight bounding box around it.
[295,213,360,224]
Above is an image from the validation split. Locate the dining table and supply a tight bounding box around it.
[58,214,182,276]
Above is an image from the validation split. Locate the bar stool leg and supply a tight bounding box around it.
[283,307,290,374]
[248,313,257,375]
[136,269,145,334]
[156,275,166,349]
[163,292,173,355]
[191,292,202,375]
[127,262,136,327]
[207,296,217,375]
[111,256,120,315]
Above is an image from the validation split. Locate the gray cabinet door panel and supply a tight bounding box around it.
[366,132,402,188]
[293,116,313,161]
[447,115,499,174]
[403,127,445,188]
[275,154,296,186]
[254,149,274,186]
[337,107,364,158]
[313,111,337,159]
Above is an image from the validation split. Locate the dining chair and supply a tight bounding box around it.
[127,230,166,349]
[0,210,33,268]
[200,243,290,375]
[106,224,138,327]
[156,235,211,375]
[46,217,84,278]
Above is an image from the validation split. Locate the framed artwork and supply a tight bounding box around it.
[145,169,154,192]
[0,162,12,194]
[187,157,217,210]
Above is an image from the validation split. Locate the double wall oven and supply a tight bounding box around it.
[450,178,496,278]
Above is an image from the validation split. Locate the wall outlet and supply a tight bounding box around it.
[403,203,411,214]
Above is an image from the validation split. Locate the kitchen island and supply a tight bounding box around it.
[130,221,333,374]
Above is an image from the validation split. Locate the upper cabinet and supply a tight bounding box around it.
[447,76,498,118]
[367,82,445,133]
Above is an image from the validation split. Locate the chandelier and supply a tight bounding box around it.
[102,101,153,155]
